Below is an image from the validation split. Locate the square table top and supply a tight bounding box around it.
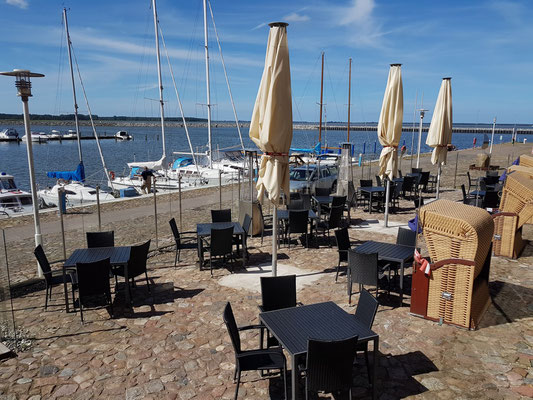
[64,246,131,268]
[312,195,333,204]
[196,221,244,237]
[356,240,414,263]
[277,209,318,220]
[259,301,377,356]
[359,186,385,193]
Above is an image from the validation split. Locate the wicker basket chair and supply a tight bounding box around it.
[518,154,533,168]
[506,166,533,225]
[492,171,533,258]
[411,199,494,329]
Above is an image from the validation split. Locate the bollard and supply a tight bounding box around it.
[153,177,158,249]
[178,175,183,230]
[58,188,67,260]
[219,170,222,209]
[453,152,459,189]
[96,185,102,231]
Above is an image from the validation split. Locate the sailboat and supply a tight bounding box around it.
[38,8,115,207]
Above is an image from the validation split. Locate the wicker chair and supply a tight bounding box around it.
[492,171,533,258]
[411,199,494,329]
[211,208,232,223]
[86,231,114,248]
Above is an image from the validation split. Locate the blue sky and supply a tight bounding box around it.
[0,0,532,124]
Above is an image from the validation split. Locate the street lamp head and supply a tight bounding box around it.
[0,69,44,99]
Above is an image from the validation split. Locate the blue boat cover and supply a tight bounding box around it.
[499,157,520,182]
[172,157,193,169]
[290,142,321,154]
[130,167,141,179]
[47,162,85,182]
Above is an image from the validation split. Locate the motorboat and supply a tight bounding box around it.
[0,128,20,142]
[22,132,48,143]
[115,130,132,141]
[38,180,115,208]
[63,129,77,139]
[0,172,33,217]
[49,130,63,139]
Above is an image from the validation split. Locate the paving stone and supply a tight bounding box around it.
[52,384,78,397]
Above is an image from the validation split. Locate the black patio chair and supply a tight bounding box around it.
[314,186,331,196]
[343,181,357,224]
[223,302,288,400]
[375,175,382,187]
[397,227,416,247]
[34,245,77,310]
[411,167,422,174]
[483,190,500,209]
[204,226,235,275]
[390,181,403,212]
[234,214,251,257]
[211,208,232,223]
[347,249,390,304]
[418,171,430,192]
[287,209,309,248]
[169,218,197,267]
[466,171,475,195]
[316,205,344,246]
[86,231,114,248]
[259,274,298,348]
[461,184,480,206]
[300,193,312,210]
[75,257,113,322]
[357,179,373,209]
[113,240,151,295]
[354,288,379,383]
[398,169,403,178]
[334,227,350,281]
[303,335,359,399]
[401,175,416,200]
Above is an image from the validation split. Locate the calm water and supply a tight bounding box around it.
[0,124,523,191]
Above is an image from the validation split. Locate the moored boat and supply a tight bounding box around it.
[0,128,20,142]
[0,172,33,217]
[115,130,132,141]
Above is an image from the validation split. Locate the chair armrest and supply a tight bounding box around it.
[237,324,264,331]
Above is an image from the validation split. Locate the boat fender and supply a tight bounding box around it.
[110,171,115,180]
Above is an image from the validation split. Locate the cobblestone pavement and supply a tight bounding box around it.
[0,143,532,399]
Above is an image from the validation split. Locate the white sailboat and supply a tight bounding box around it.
[38,8,115,207]
[0,173,33,217]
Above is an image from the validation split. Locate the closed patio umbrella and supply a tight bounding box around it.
[249,22,292,276]
[426,77,452,199]
[377,64,403,226]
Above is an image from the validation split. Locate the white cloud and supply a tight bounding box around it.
[338,0,374,25]
[6,0,28,9]
[330,0,384,48]
[251,22,267,31]
[283,12,310,23]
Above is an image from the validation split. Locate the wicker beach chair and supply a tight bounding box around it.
[518,154,533,168]
[411,199,493,329]
[492,171,533,258]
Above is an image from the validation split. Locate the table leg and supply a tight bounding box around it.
[242,233,245,269]
[369,192,373,214]
[124,263,131,305]
[291,354,299,400]
[400,260,404,306]
[63,266,69,313]
[197,234,203,270]
[373,336,379,400]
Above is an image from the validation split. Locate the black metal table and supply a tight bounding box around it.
[355,240,414,305]
[358,187,385,213]
[63,246,131,312]
[196,222,245,269]
[260,301,379,399]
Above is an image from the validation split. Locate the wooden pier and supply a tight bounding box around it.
[297,124,533,135]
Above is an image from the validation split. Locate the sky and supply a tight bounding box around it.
[0,0,532,124]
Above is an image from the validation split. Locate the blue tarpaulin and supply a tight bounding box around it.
[290,142,321,154]
[47,162,85,182]
[172,157,193,169]
[499,157,520,182]
[130,167,141,179]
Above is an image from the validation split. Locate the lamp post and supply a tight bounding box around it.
[0,69,45,276]
[416,108,428,169]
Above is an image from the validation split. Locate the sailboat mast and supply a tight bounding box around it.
[203,0,213,168]
[63,8,82,163]
[318,52,324,144]
[152,0,166,161]
[347,57,352,142]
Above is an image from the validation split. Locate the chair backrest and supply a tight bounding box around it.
[34,245,52,283]
[360,179,372,188]
[76,257,111,300]
[301,194,312,210]
[479,179,487,191]
[396,227,416,247]
[242,214,252,236]
[260,275,297,312]
[315,187,331,196]
[223,302,242,354]
[402,175,414,191]
[467,171,473,186]
[348,249,378,287]
[461,184,468,202]
[483,191,500,209]
[306,335,358,394]
[354,288,379,328]
[289,209,308,234]
[419,171,430,186]
[327,205,344,229]
[287,199,304,210]
[412,167,422,174]
[375,175,382,186]
[127,240,151,278]
[86,231,115,248]
[398,170,403,178]
[392,181,403,198]
[211,208,232,223]
[486,170,499,177]
[210,226,234,256]
[334,228,350,262]
[169,218,180,246]
[331,195,346,208]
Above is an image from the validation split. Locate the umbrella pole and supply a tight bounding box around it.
[384,178,390,227]
[436,163,442,199]
[272,204,278,276]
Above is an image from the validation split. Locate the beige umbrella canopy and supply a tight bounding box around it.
[426,78,452,165]
[426,77,452,198]
[249,22,293,207]
[377,64,403,180]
